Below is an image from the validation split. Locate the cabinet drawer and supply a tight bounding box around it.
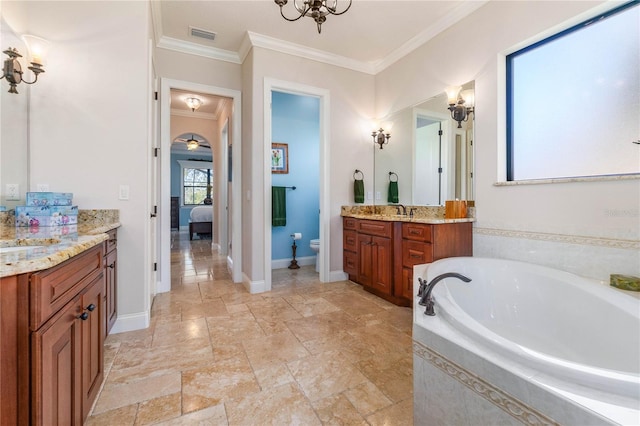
[402,223,431,242]
[343,217,358,230]
[344,250,358,276]
[402,241,433,268]
[343,230,357,252]
[30,244,104,331]
[105,229,117,253]
[358,220,392,238]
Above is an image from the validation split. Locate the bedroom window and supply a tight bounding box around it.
[183,167,212,205]
[506,1,639,181]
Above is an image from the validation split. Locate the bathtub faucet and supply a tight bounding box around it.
[418,272,471,316]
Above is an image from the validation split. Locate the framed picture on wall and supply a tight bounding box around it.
[271,143,289,174]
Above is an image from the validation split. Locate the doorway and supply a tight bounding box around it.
[159,79,242,292]
[263,79,331,293]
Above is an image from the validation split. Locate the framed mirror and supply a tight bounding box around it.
[1,13,29,209]
[374,81,474,206]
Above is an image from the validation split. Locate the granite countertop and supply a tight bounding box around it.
[0,209,120,278]
[341,212,475,224]
[341,205,475,224]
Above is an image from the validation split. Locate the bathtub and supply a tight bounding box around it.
[413,257,640,425]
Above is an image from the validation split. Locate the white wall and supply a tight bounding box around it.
[243,47,375,284]
[376,0,640,281]
[17,1,151,327]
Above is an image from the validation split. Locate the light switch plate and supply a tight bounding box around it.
[6,184,19,200]
[119,185,130,200]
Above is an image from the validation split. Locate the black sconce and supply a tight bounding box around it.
[1,36,48,94]
[372,128,390,149]
[446,86,475,128]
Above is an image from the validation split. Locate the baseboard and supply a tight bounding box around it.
[110,311,150,334]
[211,242,220,251]
[243,272,266,294]
[329,270,349,282]
[271,255,316,270]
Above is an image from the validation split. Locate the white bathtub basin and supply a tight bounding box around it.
[415,257,640,400]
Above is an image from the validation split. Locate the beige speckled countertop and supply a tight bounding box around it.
[0,209,120,278]
[341,205,475,224]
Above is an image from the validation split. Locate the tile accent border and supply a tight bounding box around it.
[413,340,559,426]
[474,227,639,250]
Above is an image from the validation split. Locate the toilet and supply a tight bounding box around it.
[310,239,320,272]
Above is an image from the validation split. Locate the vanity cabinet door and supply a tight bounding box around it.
[357,234,374,287]
[105,246,117,335]
[32,296,83,426]
[81,274,105,420]
[369,236,392,295]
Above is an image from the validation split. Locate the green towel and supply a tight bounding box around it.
[388,181,399,203]
[354,179,364,203]
[272,186,286,227]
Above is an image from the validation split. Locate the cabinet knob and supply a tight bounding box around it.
[86,303,96,312]
[78,312,89,321]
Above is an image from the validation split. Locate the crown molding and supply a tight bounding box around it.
[154,1,489,75]
[157,36,242,64]
[246,31,376,75]
[170,108,217,120]
[373,1,490,74]
[149,0,163,47]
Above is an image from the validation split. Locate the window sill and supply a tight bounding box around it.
[494,173,640,186]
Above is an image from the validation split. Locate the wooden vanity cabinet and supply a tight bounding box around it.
[343,217,472,306]
[104,229,118,335]
[0,243,106,426]
[397,222,472,302]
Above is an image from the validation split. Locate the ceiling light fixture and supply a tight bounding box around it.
[274,0,352,34]
[446,86,475,128]
[1,35,48,94]
[185,97,202,112]
[186,136,200,151]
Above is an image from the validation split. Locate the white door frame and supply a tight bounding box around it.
[263,78,330,292]
[158,78,242,292]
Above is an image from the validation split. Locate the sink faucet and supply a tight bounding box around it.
[395,204,407,216]
[418,272,471,316]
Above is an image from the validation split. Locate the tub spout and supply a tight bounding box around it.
[418,272,471,316]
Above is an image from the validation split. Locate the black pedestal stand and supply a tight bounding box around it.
[288,240,300,269]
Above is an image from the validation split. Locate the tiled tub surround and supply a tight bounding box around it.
[412,259,640,426]
[0,209,120,277]
[474,227,640,288]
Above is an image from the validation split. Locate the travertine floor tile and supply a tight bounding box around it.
[93,373,181,414]
[225,383,321,426]
[312,394,368,426]
[287,350,368,401]
[181,355,260,413]
[89,230,414,425]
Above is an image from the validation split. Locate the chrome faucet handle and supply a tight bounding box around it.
[424,298,436,316]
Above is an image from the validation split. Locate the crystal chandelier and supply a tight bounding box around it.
[274,0,352,34]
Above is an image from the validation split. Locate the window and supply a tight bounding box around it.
[178,160,213,205]
[506,2,639,181]
[183,167,212,205]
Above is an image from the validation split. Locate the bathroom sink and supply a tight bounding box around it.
[0,245,44,254]
[0,238,60,254]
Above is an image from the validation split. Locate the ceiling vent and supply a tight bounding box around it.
[190,26,216,41]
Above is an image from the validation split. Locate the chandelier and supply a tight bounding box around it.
[185,97,202,112]
[274,0,352,34]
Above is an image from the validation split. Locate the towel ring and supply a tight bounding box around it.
[353,169,364,180]
[389,172,398,182]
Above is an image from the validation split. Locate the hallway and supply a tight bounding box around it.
[87,230,414,425]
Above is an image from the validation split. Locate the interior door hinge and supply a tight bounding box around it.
[154,91,158,101]
[438,130,443,136]
[153,147,159,157]
[153,262,157,271]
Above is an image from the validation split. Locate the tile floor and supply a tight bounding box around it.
[87,230,414,425]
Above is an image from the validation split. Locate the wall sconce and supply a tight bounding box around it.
[372,128,391,149]
[446,86,475,128]
[1,35,48,94]
[185,97,202,112]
